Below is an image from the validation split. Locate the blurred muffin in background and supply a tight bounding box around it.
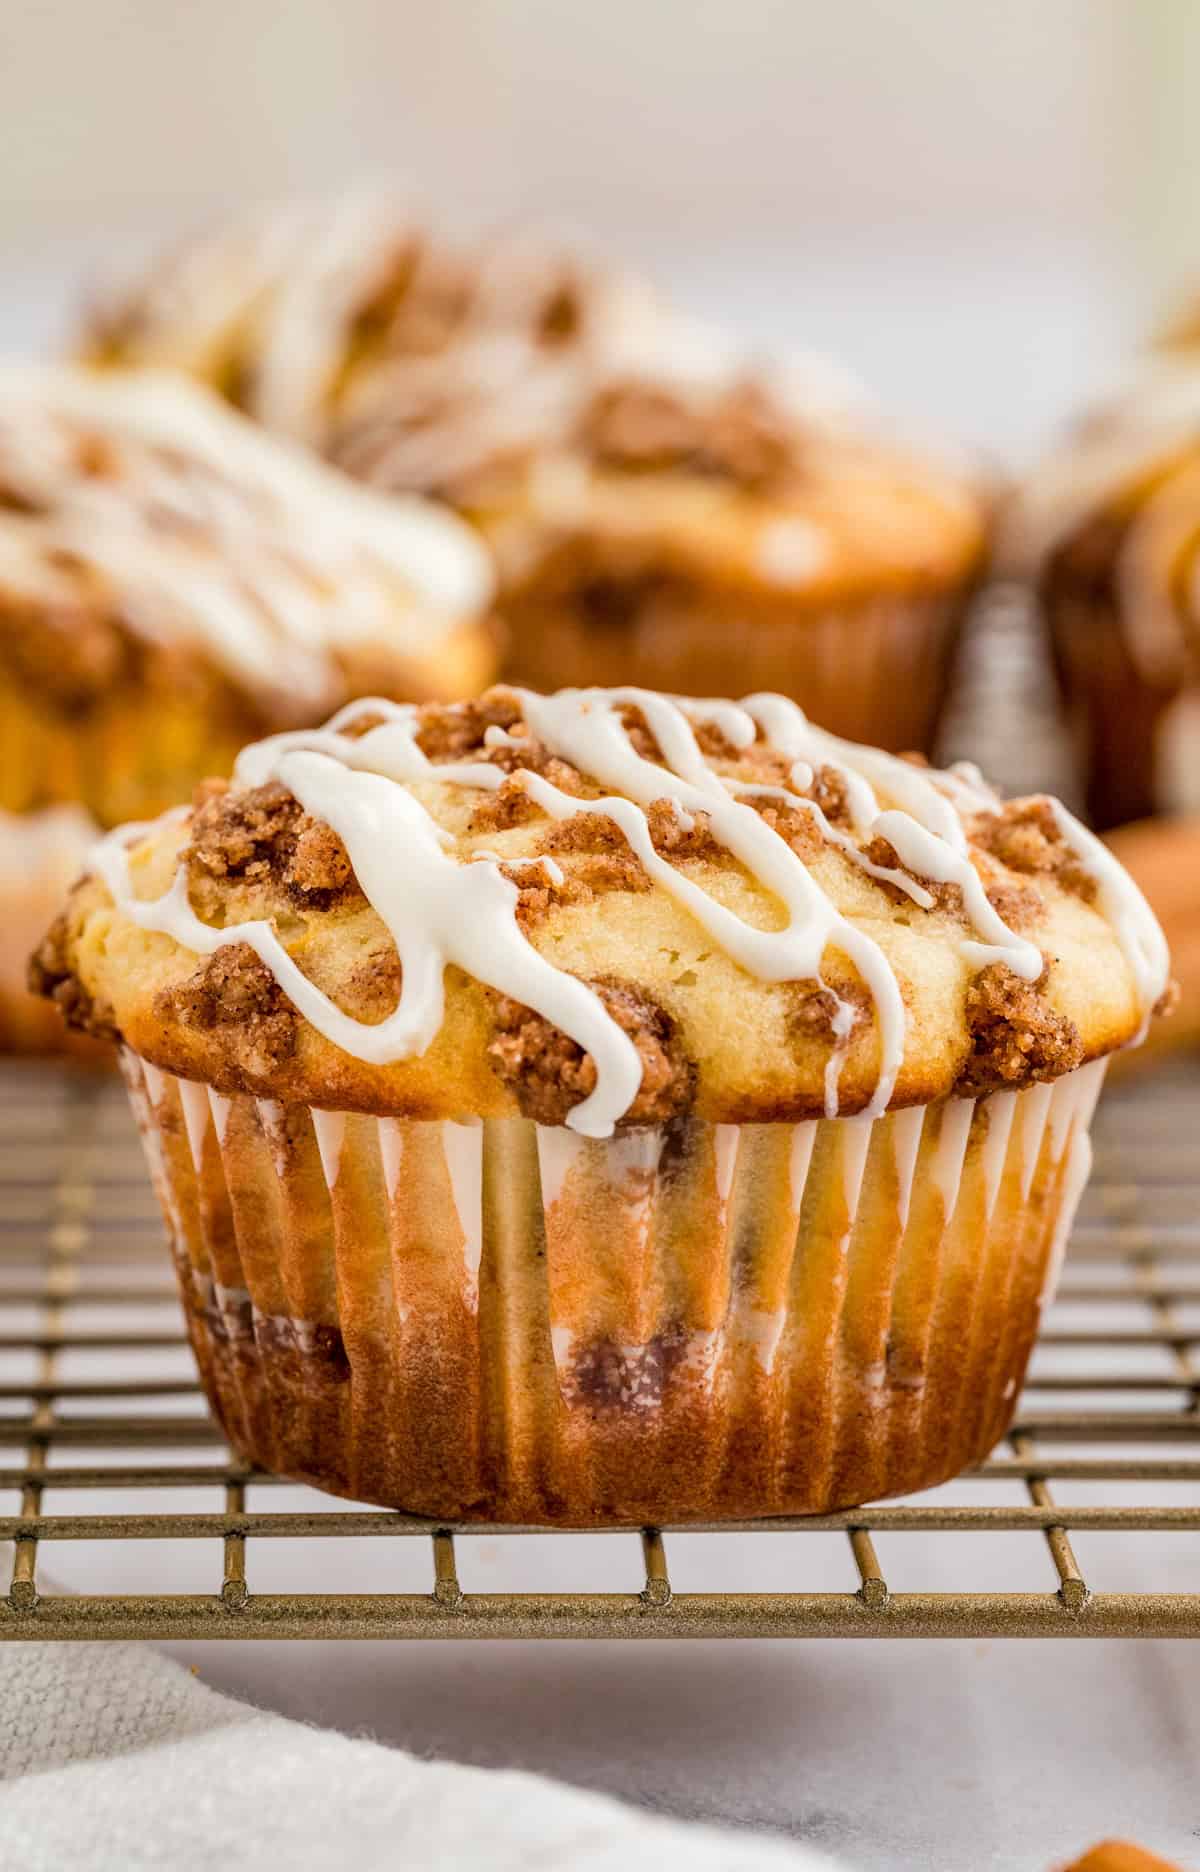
[1008,347,1200,831]
[0,362,494,1048]
[82,196,989,754]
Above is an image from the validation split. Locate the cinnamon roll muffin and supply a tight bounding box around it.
[1009,350,1200,830]
[83,200,988,753]
[0,363,493,1047]
[32,685,1167,1523]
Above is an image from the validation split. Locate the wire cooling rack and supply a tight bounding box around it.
[0,1058,1197,1642]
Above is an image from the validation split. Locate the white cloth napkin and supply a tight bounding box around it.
[0,1638,843,1872]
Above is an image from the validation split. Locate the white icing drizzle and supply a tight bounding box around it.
[513,690,910,1120]
[95,768,642,1140]
[473,849,565,885]
[742,692,984,845]
[0,364,491,706]
[98,687,1167,1138]
[723,779,935,908]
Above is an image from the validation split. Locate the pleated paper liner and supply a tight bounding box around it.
[122,1053,1105,1525]
[497,587,966,754]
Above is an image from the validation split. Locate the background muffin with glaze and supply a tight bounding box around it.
[0,362,494,1049]
[1007,334,1200,831]
[82,197,989,754]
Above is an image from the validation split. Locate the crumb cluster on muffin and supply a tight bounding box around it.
[82,198,989,752]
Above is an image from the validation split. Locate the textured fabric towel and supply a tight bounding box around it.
[0,1638,842,1871]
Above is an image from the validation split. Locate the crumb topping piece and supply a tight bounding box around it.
[155,943,298,1073]
[488,980,694,1126]
[971,798,1098,902]
[186,780,361,908]
[28,912,118,1041]
[957,963,1084,1095]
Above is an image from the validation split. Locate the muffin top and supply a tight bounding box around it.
[82,197,986,602]
[0,364,493,723]
[35,685,1169,1132]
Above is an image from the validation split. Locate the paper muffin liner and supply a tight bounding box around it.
[499,588,967,755]
[121,1054,1106,1524]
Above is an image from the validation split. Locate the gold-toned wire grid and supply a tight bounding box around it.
[1,1060,1198,1641]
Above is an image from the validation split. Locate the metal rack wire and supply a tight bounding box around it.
[1,1059,1197,1641]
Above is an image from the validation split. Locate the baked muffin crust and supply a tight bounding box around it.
[36,685,1168,1129]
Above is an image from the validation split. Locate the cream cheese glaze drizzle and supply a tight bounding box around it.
[93,687,1169,1138]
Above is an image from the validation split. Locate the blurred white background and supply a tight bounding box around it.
[2,1,1199,456]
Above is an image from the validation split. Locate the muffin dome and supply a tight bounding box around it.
[81,199,988,752]
[36,685,1168,1127]
[82,196,666,488]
